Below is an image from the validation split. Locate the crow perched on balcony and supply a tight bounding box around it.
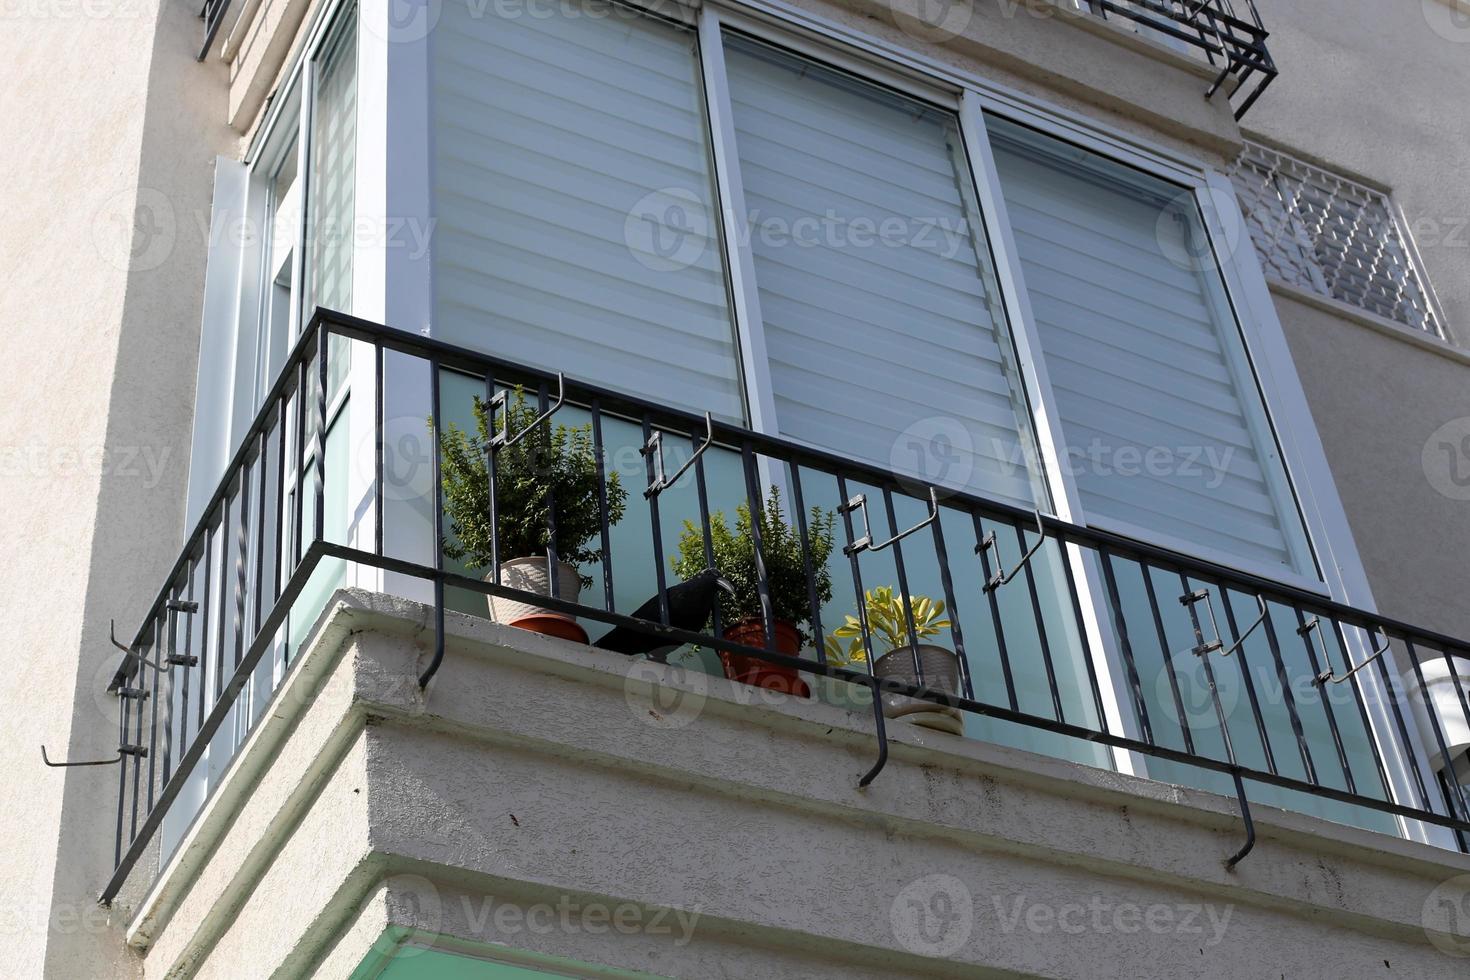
[593,568,736,662]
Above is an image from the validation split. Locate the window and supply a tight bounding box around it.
[172,5,360,863]
[722,36,1045,507]
[431,0,744,421]
[990,118,1316,578]
[1230,141,1444,338]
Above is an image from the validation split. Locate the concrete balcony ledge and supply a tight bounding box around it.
[115,589,1470,978]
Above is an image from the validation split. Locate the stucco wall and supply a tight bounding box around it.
[121,593,1470,978]
[0,1,234,977]
[1241,0,1470,638]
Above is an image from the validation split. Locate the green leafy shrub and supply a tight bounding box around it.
[671,485,836,645]
[438,388,626,588]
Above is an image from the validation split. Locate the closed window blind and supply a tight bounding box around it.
[432,0,744,421]
[988,118,1314,575]
[723,37,1044,506]
[306,11,357,320]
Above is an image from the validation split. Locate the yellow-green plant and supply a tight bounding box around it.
[822,635,868,670]
[828,586,951,655]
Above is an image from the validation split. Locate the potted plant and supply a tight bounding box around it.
[439,388,626,642]
[830,587,963,734]
[671,486,835,697]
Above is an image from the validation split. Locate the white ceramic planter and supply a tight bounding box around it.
[486,556,583,628]
[1406,654,1470,778]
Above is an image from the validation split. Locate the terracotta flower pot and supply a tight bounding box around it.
[719,619,810,698]
[485,556,588,644]
[872,644,963,735]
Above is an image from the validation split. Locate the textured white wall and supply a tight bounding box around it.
[0,1,234,976]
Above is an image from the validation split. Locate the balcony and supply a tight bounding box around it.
[1082,0,1277,119]
[100,310,1470,906]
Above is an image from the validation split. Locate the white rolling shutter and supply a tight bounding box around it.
[988,117,1314,575]
[722,37,1044,506]
[431,1,744,421]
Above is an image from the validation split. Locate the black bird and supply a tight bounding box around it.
[594,568,736,662]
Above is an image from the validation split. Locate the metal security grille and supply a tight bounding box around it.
[1230,142,1445,339]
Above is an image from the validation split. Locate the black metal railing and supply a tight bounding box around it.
[199,0,234,61]
[97,310,1470,903]
[1085,0,1276,119]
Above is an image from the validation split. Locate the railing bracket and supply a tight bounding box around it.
[489,373,567,452]
[41,744,147,769]
[840,487,939,558]
[1314,625,1392,686]
[978,507,1046,594]
[642,412,714,499]
[1179,590,1268,658]
[1225,769,1255,870]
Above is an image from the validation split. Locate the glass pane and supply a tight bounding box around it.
[724,37,1046,508]
[431,0,744,421]
[306,12,358,320]
[988,116,1315,578]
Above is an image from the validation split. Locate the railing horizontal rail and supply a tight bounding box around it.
[101,309,1470,904]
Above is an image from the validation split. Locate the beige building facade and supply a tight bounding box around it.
[4,1,1470,977]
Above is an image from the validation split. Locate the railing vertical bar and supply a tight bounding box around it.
[374,341,384,558]
[972,513,1019,712]
[214,495,230,702]
[1259,602,1319,784]
[1438,647,1470,796]
[129,647,144,842]
[428,356,447,685]
[253,429,268,639]
[197,527,213,730]
[115,691,127,864]
[1060,547,1108,733]
[1141,565,1196,755]
[538,381,560,600]
[641,416,670,627]
[1098,549,1154,745]
[882,489,925,683]
[483,371,500,587]
[234,462,250,674]
[165,577,186,782]
[315,327,328,552]
[1405,639,1469,820]
[694,433,720,638]
[273,395,287,608]
[1176,573,1238,769]
[837,473,877,678]
[1017,523,1064,723]
[1216,585,1278,776]
[1294,609,1357,793]
[930,509,974,703]
[741,442,775,648]
[590,399,614,613]
[1371,638,1435,813]
[1327,618,1393,800]
[293,361,307,567]
[787,462,817,663]
[145,615,162,811]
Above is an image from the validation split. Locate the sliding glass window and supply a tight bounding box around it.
[430,0,745,421]
[722,36,1046,507]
